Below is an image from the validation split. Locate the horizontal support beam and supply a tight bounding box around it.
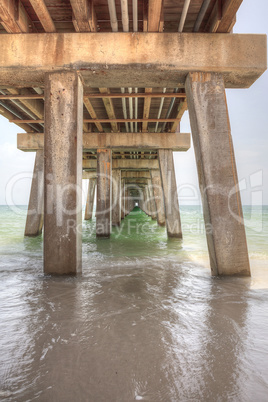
[83,159,159,170]
[0,33,266,88]
[0,92,186,100]
[11,118,180,124]
[82,170,152,179]
[18,132,190,152]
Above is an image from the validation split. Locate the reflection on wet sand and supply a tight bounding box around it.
[1,260,268,402]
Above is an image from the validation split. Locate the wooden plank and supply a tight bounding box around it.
[143,0,148,32]
[216,0,242,33]
[0,0,33,33]
[83,97,103,132]
[7,88,44,119]
[142,88,152,132]
[11,118,182,124]
[148,0,163,32]
[28,0,56,32]
[0,104,34,132]
[205,0,222,33]
[170,99,188,132]
[99,88,118,132]
[0,92,186,100]
[70,0,97,32]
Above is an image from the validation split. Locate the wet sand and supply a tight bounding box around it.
[1,259,268,401]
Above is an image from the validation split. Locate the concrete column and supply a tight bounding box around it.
[121,179,125,219]
[148,181,157,220]
[144,186,151,216]
[112,169,121,226]
[44,71,83,275]
[158,149,182,238]
[25,150,44,236]
[96,149,111,237]
[84,178,96,220]
[185,72,250,276]
[150,170,166,226]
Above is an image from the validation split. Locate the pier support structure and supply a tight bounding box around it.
[44,71,83,275]
[85,178,96,220]
[25,150,44,237]
[150,170,166,226]
[96,149,112,237]
[185,72,250,276]
[112,169,121,226]
[158,149,182,238]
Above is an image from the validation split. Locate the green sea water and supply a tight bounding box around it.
[0,205,267,269]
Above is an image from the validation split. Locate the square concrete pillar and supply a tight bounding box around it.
[25,150,44,237]
[158,149,182,238]
[185,72,250,276]
[44,71,83,275]
[148,180,157,220]
[85,178,96,220]
[112,169,121,226]
[121,179,125,220]
[96,149,111,237]
[150,170,165,226]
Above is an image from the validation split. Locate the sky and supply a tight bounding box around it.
[0,0,267,206]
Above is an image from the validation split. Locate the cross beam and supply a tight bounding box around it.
[17,132,191,152]
[83,159,159,170]
[0,33,266,88]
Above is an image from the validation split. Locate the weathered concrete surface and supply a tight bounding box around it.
[24,150,44,237]
[148,181,157,220]
[122,171,151,179]
[83,159,159,170]
[121,180,125,219]
[158,149,182,238]
[185,72,250,276]
[112,169,121,227]
[96,149,111,237]
[85,178,96,220]
[17,132,191,152]
[0,33,266,88]
[44,71,83,275]
[150,169,166,226]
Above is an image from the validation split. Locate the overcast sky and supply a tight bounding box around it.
[0,0,267,206]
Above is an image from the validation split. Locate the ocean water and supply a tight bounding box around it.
[0,205,268,401]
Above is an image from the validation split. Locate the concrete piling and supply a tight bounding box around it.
[185,72,251,276]
[158,149,182,238]
[85,178,96,220]
[44,71,83,275]
[24,150,44,237]
[96,149,112,237]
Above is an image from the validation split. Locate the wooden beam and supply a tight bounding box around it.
[216,0,242,33]
[170,100,188,133]
[28,0,56,33]
[11,118,181,124]
[70,0,97,32]
[17,132,191,152]
[83,97,103,132]
[205,0,222,33]
[0,104,34,132]
[142,88,152,132]
[99,88,118,132]
[7,88,44,119]
[148,0,163,32]
[0,0,34,33]
[0,92,186,100]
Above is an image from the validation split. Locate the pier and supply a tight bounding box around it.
[0,0,266,276]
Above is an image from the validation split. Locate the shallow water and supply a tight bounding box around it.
[0,206,268,401]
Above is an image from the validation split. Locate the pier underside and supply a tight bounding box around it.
[0,0,266,276]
